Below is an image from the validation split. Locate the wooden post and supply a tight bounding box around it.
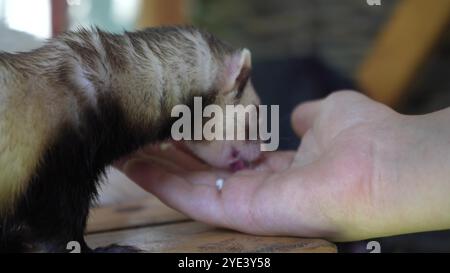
[137,0,188,28]
[357,0,450,107]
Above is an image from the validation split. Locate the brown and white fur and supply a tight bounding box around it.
[0,26,260,252]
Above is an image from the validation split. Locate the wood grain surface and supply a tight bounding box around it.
[87,195,336,253]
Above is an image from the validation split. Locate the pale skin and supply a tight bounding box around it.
[115,90,450,242]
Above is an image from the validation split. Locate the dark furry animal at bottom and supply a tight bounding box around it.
[0,26,261,252]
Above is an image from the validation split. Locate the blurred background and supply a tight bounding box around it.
[1,0,450,252]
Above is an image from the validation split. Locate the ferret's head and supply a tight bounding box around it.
[182,48,262,171]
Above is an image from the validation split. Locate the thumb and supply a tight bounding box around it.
[291,100,323,137]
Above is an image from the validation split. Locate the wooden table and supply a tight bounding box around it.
[86,195,337,253]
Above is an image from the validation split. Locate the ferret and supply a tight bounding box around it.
[0,26,261,252]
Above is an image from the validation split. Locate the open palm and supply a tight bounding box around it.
[117,91,400,241]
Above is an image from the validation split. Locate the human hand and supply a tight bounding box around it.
[116,91,450,241]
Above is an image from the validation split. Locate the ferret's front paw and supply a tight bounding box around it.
[93,244,142,253]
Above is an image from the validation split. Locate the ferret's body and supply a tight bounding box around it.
[0,27,260,252]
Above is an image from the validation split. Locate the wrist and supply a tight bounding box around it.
[342,110,450,241]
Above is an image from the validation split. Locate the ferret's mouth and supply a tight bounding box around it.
[229,148,250,172]
[173,141,252,172]
[229,159,249,172]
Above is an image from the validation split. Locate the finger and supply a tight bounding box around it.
[122,158,231,226]
[123,157,326,237]
[123,158,275,232]
[120,154,208,184]
[184,170,231,186]
[292,129,320,168]
[114,142,208,173]
[291,100,323,137]
[122,159,187,192]
[254,151,295,172]
[179,171,271,232]
[141,142,210,171]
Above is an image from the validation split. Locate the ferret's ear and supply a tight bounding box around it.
[222,48,252,93]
